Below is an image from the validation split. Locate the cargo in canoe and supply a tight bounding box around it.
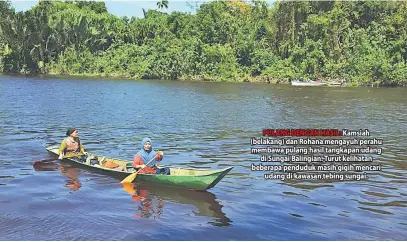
[45,145,233,191]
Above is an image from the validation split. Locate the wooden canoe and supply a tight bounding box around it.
[45,145,233,191]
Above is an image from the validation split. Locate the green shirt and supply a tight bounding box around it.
[58,138,85,155]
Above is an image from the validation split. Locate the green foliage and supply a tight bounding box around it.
[201,43,239,81]
[1,0,407,85]
[262,58,300,81]
[250,49,277,76]
[75,1,108,14]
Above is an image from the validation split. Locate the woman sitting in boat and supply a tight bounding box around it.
[132,137,170,175]
[58,128,87,160]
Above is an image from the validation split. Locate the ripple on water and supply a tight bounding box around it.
[358,207,394,215]
[283,191,310,198]
[289,213,304,218]
[309,202,327,207]
[358,200,407,208]
[1,77,407,240]
[0,175,15,179]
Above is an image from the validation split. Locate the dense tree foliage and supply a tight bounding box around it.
[1,0,407,86]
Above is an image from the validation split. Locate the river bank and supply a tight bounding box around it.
[3,71,406,88]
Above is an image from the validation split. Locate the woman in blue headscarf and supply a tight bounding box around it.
[132,138,170,175]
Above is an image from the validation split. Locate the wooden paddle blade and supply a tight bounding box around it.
[120,172,137,184]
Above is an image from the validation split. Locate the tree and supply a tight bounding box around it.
[157,0,169,10]
[1,0,407,85]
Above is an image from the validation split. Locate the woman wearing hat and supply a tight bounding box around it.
[58,128,87,160]
[132,137,169,175]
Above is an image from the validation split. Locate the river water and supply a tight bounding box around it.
[0,75,406,240]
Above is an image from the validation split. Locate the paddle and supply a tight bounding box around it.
[33,152,85,165]
[120,156,156,184]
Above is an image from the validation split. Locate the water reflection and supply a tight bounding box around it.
[122,182,232,226]
[122,182,163,219]
[59,163,82,191]
[32,161,59,172]
[33,162,82,191]
[33,162,232,226]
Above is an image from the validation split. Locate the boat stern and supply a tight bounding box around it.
[46,145,60,156]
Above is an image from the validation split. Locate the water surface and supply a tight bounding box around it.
[0,75,406,240]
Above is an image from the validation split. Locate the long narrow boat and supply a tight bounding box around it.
[45,145,233,191]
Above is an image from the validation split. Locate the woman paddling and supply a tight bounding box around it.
[58,128,87,160]
[132,137,169,175]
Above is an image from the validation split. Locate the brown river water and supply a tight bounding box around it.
[0,75,406,240]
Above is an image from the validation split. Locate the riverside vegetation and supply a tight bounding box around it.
[1,0,407,86]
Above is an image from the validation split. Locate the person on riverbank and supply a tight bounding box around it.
[132,137,169,175]
[58,128,87,160]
